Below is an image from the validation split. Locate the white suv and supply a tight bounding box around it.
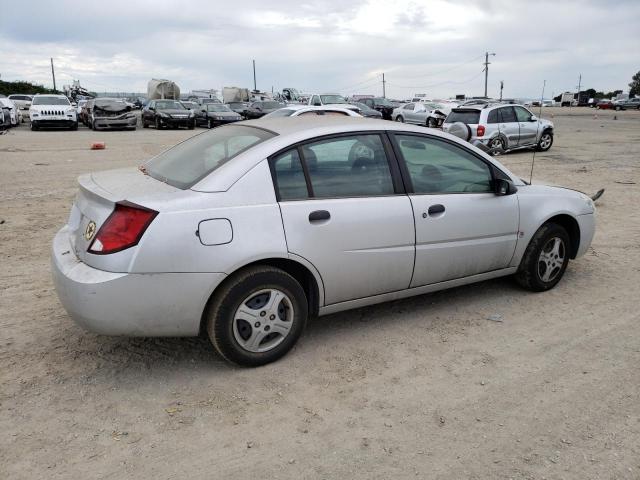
[29,94,78,131]
[443,104,554,152]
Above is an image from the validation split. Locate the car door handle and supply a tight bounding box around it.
[309,210,330,222]
[425,204,445,217]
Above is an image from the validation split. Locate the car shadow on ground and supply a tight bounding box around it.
[72,276,521,377]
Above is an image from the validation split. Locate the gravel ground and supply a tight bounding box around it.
[1,108,639,479]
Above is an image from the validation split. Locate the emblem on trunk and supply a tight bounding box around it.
[84,221,96,241]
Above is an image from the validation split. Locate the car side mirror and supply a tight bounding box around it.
[494,178,517,196]
[530,115,537,121]
[149,106,155,111]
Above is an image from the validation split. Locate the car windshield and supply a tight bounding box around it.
[156,100,184,110]
[201,98,219,104]
[263,109,295,118]
[447,109,481,124]
[259,101,283,109]
[207,104,231,112]
[145,125,276,189]
[373,97,393,106]
[320,95,347,104]
[181,102,197,108]
[354,102,371,111]
[32,96,70,106]
[227,103,244,108]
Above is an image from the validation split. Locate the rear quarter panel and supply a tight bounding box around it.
[129,160,289,274]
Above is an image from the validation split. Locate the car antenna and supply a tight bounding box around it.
[529,79,546,184]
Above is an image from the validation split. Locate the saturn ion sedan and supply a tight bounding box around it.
[52,117,596,366]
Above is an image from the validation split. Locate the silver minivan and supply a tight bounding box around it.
[442,104,554,152]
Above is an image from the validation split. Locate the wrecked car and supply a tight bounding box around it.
[88,98,137,131]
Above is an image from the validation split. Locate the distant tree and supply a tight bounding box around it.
[0,80,55,96]
[584,88,597,98]
[630,71,640,96]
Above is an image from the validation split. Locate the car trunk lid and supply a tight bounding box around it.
[68,168,178,270]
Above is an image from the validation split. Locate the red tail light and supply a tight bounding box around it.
[477,125,486,137]
[88,202,158,255]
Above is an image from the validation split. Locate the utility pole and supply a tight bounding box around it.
[499,80,504,101]
[483,52,495,98]
[50,57,57,92]
[382,73,386,98]
[576,73,582,104]
[252,59,257,91]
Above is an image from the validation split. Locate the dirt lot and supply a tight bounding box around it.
[1,108,639,479]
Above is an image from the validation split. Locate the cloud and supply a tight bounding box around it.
[0,0,638,99]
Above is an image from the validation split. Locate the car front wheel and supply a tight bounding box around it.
[395,116,404,122]
[515,223,570,292]
[206,266,308,366]
[537,131,553,151]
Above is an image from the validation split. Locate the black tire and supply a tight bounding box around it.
[206,266,308,367]
[395,116,404,122]
[207,118,213,129]
[426,117,437,128]
[155,117,162,129]
[615,105,621,111]
[515,223,570,292]
[30,122,38,131]
[188,121,195,130]
[142,119,148,128]
[70,121,78,131]
[537,130,553,151]
[91,120,97,131]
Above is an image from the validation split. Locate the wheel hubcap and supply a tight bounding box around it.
[490,138,504,149]
[537,237,565,282]
[232,289,294,353]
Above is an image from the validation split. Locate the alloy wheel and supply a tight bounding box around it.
[537,237,565,282]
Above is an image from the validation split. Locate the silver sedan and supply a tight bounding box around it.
[52,117,596,366]
[393,102,449,127]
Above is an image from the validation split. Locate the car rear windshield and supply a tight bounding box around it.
[145,125,276,189]
[446,109,480,124]
[32,96,70,106]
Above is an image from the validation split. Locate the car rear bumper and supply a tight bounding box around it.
[51,226,226,336]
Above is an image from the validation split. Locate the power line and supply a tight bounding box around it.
[385,70,485,90]
[332,75,382,92]
[397,54,485,80]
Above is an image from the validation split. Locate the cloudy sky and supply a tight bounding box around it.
[1,0,638,99]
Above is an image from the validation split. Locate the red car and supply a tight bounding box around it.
[595,100,616,110]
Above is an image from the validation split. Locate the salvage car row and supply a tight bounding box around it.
[7,93,555,154]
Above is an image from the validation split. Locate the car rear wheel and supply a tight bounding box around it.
[515,223,570,292]
[489,137,506,151]
[537,131,553,151]
[206,266,308,366]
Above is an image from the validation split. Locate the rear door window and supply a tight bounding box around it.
[498,107,517,123]
[487,109,499,123]
[272,149,309,200]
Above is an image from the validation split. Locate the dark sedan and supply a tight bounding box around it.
[243,100,286,119]
[195,104,242,128]
[142,99,195,129]
[227,102,248,117]
[352,102,383,118]
[357,97,398,120]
